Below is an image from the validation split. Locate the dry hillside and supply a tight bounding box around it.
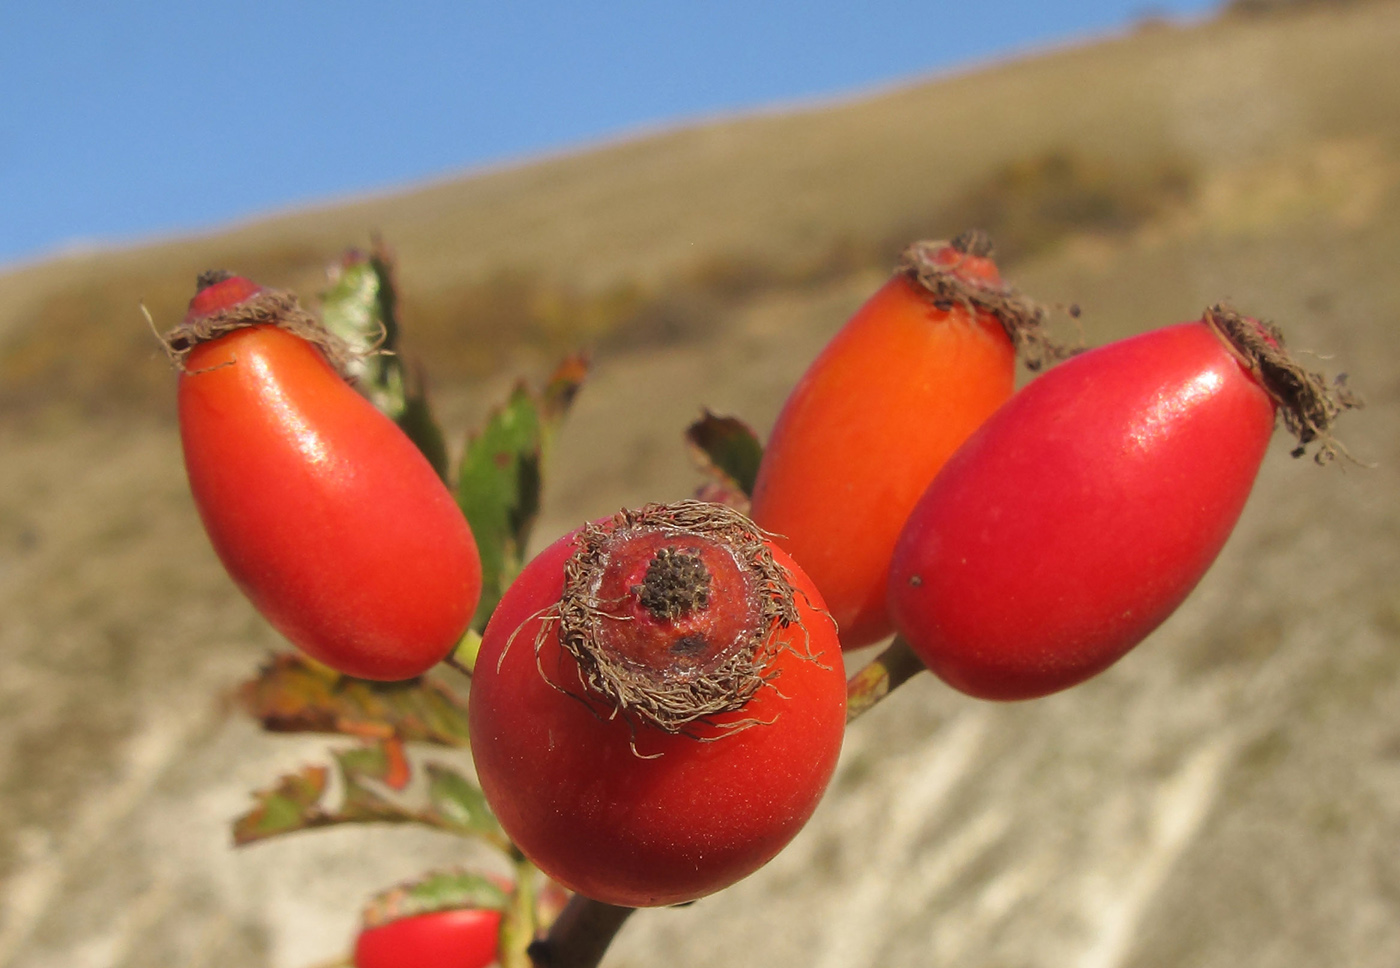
[4,0,1400,422]
[1,2,1398,967]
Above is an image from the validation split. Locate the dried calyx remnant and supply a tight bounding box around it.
[635,547,712,620]
[899,229,1074,370]
[543,501,810,736]
[1205,304,1363,463]
[155,270,355,377]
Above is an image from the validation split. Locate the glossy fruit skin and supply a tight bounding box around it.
[468,526,846,908]
[353,909,502,968]
[179,316,481,680]
[751,252,1016,650]
[888,321,1277,701]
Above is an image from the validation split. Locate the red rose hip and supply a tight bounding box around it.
[167,272,482,680]
[750,232,1059,649]
[888,306,1358,701]
[468,501,846,907]
[354,909,502,968]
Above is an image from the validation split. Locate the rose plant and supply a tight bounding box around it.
[157,236,1358,968]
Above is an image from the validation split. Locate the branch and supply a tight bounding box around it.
[528,895,634,968]
[845,636,926,723]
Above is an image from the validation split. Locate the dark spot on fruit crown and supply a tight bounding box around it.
[951,228,995,257]
[634,547,711,620]
[908,574,923,587]
[196,269,236,292]
[670,635,709,657]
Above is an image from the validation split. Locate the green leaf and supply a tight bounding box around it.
[458,386,541,631]
[334,742,405,817]
[457,355,589,631]
[237,651,471,747]
[425,763,505,841]
[320,250,401,399]
[232,741,410,846]
[319,244,450,479]
[395,363,451,480]
[362,869,512,928]
[320,254,389,352]
[232,765,330,845]
[233,739,507,847]
[685,409,763,506]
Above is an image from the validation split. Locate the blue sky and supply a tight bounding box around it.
[1,1,1219,268]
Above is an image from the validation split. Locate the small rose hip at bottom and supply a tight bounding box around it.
[353,908,502,968]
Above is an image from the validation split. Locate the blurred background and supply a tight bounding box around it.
[2,1,1397,966]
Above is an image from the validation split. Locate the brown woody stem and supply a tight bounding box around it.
[529,895,635,968]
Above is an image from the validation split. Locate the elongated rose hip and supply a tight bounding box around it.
[751,231,1062,649]
[888,306,1359,701]
[165,272,482,680]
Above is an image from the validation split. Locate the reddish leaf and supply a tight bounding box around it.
[233,765,331,845]
[542,353,590,419]
[382,736,411,792]
[685,410,762,511]
[335,742,411,818]
[233,739,508,849]
[237,652,470,746]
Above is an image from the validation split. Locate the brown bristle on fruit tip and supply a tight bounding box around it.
[535,501,822,741]
[155,286,356,379]
[898,237,1073,371]
[1204,304,1363,464]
